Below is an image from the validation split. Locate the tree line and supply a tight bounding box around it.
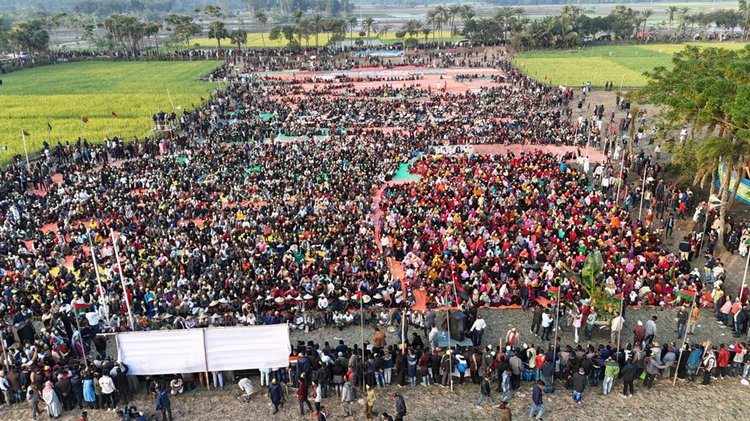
[3,2,750,54]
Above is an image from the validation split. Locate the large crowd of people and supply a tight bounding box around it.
[0,45,747,420]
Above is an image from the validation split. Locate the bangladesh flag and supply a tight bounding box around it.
[81,116,89,123]
[613,293,623,303]
[453,278,469,301]
[676,289,696,302]
[548,286,560,298]
[73,303,88,316]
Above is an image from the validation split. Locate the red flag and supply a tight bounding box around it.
[81,116,89,123]
[73,303,88,316]
[111,111,119,118]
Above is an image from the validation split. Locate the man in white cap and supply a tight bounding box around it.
[505,327,519,349]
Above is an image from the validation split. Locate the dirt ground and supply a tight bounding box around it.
[2,302,747,421]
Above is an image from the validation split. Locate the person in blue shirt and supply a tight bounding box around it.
[155,385,172,421]
[530,380,544,419]
[686,344,703,381]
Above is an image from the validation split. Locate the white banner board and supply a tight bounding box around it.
[117,329,206,375]
[205,325,291,371]
[117,325,291,375]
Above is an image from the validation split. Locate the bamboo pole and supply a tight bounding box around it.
[74,313,90,371]
[201,328,211,390]
[360,292,366,391]
[616,293,624,353]
[111,230,134,330]
[673,297,696,385]
[87,226,109,325]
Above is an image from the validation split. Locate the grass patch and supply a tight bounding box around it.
[0,61,223,164]
[513,42,749,88]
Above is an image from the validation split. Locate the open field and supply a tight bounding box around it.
[513,41,748,88]
[0,61,223,164]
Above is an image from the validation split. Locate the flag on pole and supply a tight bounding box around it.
[613,293,623,303]
[47,122,52,131]
[111,111,119,118]
[453,278,468,301]
[21,129,30,136]
[73,303,88,316]
[676,289,696,302]
[81,116,89,123]
[548,286,560,298]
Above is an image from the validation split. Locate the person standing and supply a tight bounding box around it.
[341,378,355,418]
[469,314,487,347]
[531,306,544,336]
[313,380,323,415]
[529,380,544,420]
[374,328,387,351]
[621,359,637,397]
[365,385,376,419]
[156,385,172,421]
[268,378,284,415]
[505,328,519,349]
[99,372,116,410]
[476,373,498,409]
[645,316,658,347]
[676,306,689,339]
[633,321,646,347]
[686,344,703,381]
[42,381,63,419]
[602,356,620,395]
[541,310,554,341]
[392,392,407,421]
[297,375,313,416]
[701,348,717,385]
[610,313,624,344]
[27,383,40,421]
[572,368,586,404]
[501,368,512,403]
[689,305,701,335]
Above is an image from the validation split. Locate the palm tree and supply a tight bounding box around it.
[421,26,432,42]
[348,16,357,41]
[311,14,323,47]
[438,6,450,39]
[426,9,438,42]
[641,9,654,38]
[255,11,268,48]
[379,23,392,41]
[448,4,462,36]
[362,16,375,39]
[460,5,476,26]
[667,6,679,27]
[403,19,422,39]
[496,7,515,42]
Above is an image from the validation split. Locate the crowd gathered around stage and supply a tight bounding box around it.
[0,46,749,419]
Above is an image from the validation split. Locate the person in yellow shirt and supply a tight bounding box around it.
[365,385,376,419]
